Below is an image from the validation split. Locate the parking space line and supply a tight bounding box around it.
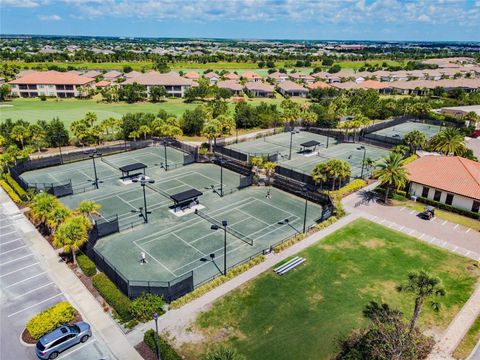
[57,339,97,359]
[400,207,406,212]
[409,229,415,235]
[409,210,416,214]
[1,253,34,265]
[419,234,424,240]
[0,230,16,237]
[0,224,13,230]
[466,228,471,234]
[5,271,47,288]
[7,293,63,317]
[453,224,459,230]
[12,282,55,299]
[0,244,27,255]
[0,262,39,278]
[442,220,447,226]
[0,238,22,246]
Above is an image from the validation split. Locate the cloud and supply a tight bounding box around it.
[38,14,62,21]
[1,0,41,7]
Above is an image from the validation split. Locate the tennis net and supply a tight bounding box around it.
[195,210,254,246]
[263,137,291,149]
[101,157,120,171]
[146,183,171,199]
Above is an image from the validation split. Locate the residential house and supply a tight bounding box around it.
[9,71,95,98]
[289,72,315,84]
[307,81,331,90]
[405,156,480,214]
[244,82,274,97]
[277,80,309,97]
[223,72,240,81]
[95,80,111,88]
[121,71,195,97]
[216,80,243,95]
[242,71,263,82]
[267,71,289,83]
[103,70,123,81]
[184,72,200,80]
[83,70,102,79]
[125,71,143,79]
[204,72,220,84]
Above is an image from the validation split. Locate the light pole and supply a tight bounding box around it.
[326,130,330,149]
[163,139,168,171]
[357,146,367,179]
[217,155,226,197]
[288,130,299,160]
[84,149,102,189]
[209,220,228,275]
[200,253,223,275]
[132,175,155,223]
[152,312,162,360]
[302,188,309,234]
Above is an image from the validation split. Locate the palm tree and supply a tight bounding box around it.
[138,125,151,140]
[45,206,71,234]
[29,192,61,229]
[374,152,409,203]
[311,162,328,189]
[28,124,47,153]
[202,120,222,152]
[53,215,89,264]
[262,161,277,186]
[76,200,101,225]
[363,157,375,177]
[403,130,427,153]
[396,270,446,333]
[129,130,141,142]
[10,124,30,149]
[326,159,351,190]
[430,127,466,156]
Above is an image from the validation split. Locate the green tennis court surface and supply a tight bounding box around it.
[226,130,389,178]
[368,121,441,140]
[20,146,187,187]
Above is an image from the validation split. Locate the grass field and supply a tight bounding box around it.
[187,219,479,360]
[0,96,304,130]
[5,59,406,73]
[453,316,480,359]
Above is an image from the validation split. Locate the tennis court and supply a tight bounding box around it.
[367,121,441,140]
[280,142,389,178]
[20,146,187,188]
[93,183,322,286]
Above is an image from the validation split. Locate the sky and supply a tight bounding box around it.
[1,0,480,42]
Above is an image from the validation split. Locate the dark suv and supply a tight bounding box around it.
[35,322,91,359]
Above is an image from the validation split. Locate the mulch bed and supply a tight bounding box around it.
[135,342,157,360]
[21,312,83,345]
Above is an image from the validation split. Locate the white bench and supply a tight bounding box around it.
[274,256,306,276]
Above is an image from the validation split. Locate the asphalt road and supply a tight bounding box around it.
[0,207,112,360]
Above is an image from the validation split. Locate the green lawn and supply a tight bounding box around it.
[453,316,480,359]
[0,96,303,130]
[189,219,479,360]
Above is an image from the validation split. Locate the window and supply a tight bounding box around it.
[65,85,74,91]
[421,186,430,198]
[434,190,442,202]
[445,193,454,205]
[472,201,480,213]
[50,337,67,347]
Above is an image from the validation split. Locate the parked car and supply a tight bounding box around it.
[419,206,435,220]
[35,322,91,359]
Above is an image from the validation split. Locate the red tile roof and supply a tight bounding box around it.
[121,71,194,86]
[360,80,390,90]
[9,71,95,85]
[307,81,331,90]
[96,80,111,87]
[184,71,200,79]
[224,72,240,80]
[405,156,480,200]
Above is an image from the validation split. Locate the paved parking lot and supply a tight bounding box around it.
[0,207,111,360]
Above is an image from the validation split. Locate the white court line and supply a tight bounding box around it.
[0,253,34,265]
[0,262,39,278]
[0,238,21,246]
[236,208,271,226]
[0,244,27,255]
[77,169,93,180]
[58,339,97,359]
[115,195,138,210]
[172,233,206,256]
[12,282,55,299]
[189,218,253,245]
[7,293,63,317]
[4,271,47,288]
[133,242,176,276]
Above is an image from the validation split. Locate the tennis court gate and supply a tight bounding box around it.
[84,215,194,301]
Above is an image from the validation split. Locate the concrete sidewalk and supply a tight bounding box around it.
[127,212,360,346]
[0,189,142,360]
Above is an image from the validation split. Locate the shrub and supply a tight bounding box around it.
[5,174,28,200]
[0,180,21,203]
[170,256,265,309]
[26,302,76,340]
[402,154,418,165]
[144,329,182,360]
[203,345,246,360]
[92,273,132,321]
[416,197,480,220]
[130,293,165,322]
[330,179,367,199]
[76,252,96,277]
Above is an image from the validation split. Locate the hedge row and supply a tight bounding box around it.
[170,255,265,309]
[77,252,97,277]
[330,179,367,199]
[402,154,418,165]
[144,329,182,360]
[416,196,480,220]
[26,302,76,340]
[0,180,21,203]
[92,273,132,321]
[5,173,28,200]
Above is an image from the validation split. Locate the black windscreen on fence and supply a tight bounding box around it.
[95,215,120,238]
[239,174,254,188]
[214,146,248,162]
[44,181,74,198]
